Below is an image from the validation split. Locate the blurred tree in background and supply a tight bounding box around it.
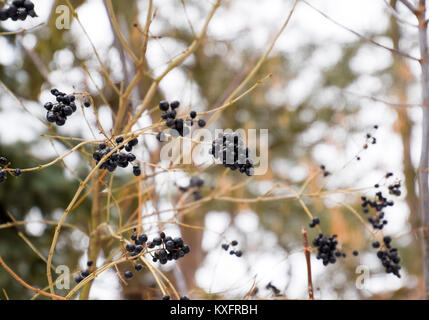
[0,0,425,299]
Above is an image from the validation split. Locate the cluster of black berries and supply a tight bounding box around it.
[373,237,401,278]
[124,230,191,271]
[156,101,206,141]
[92,137,141,176]
[44,89,81,126]
[313,233,346,266]
[309,217,320,228]
[361,192,394,230]
[0,156,22,183]
[148,232,191,265]
[320,165,330,177]
[221,240,242,257]
[0,0,36,21]
[74,260,94,284]
[121,230,148,279]
[210,132,254,176]
[0,157,8,183]
[388,182,401,197]
[365,132,377,146]
[178,176,204,201]
[356,126,379,161]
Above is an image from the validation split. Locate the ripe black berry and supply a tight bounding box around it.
[138,234,148,243]
[159,101,169,111]
[13,169,22,176]
[197,119,206,127]
[135,264,143,271]
[309,217,320,228]
[44,102,53,110]
[84,100,91,108]
[124,271,133,279]
[0,157,8,166]
[74,275,84,284]
[156,132,167,142]
[372,241,380,249]
[129,138,139,147]
[170,101,180,109]
[87,260,93,267]
[166,118,175,127]
[132,165,141,176]
[80,269,90,278]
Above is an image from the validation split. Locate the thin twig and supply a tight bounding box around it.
[0,256,66,300]
[398,0,419,15]
[301,228,314,300]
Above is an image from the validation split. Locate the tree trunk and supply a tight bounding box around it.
[417,0,429,300]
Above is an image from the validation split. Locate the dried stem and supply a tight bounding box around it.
[301,228,314,300]
[0,256,66,300]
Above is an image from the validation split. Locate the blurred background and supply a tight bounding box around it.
[0,0,425,299]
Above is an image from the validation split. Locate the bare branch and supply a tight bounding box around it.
[398,0,419,15]
[383,0,418,27]
[0,256,66,300]
[302,228,314,300]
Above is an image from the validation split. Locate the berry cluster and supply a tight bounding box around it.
[0,0,36,21]
[44,89,80,126]
[320,165,331,177]
[0,156,22,183]
[356,126,379,161]
[178,176,204,201]
[361,191,394,230]
[388,182,401,197]
[313,233,346,266]
[156,100,206,141]
[364,132,377,148]
[221,240,242,257]
[309,217,320,228]
[74,260,94,284]
[373,237,401,278]
[122,230,148,279]
[92,137,141,176]
[149,232,191,265]
[210,132,254,176]
[124,230,191,272]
